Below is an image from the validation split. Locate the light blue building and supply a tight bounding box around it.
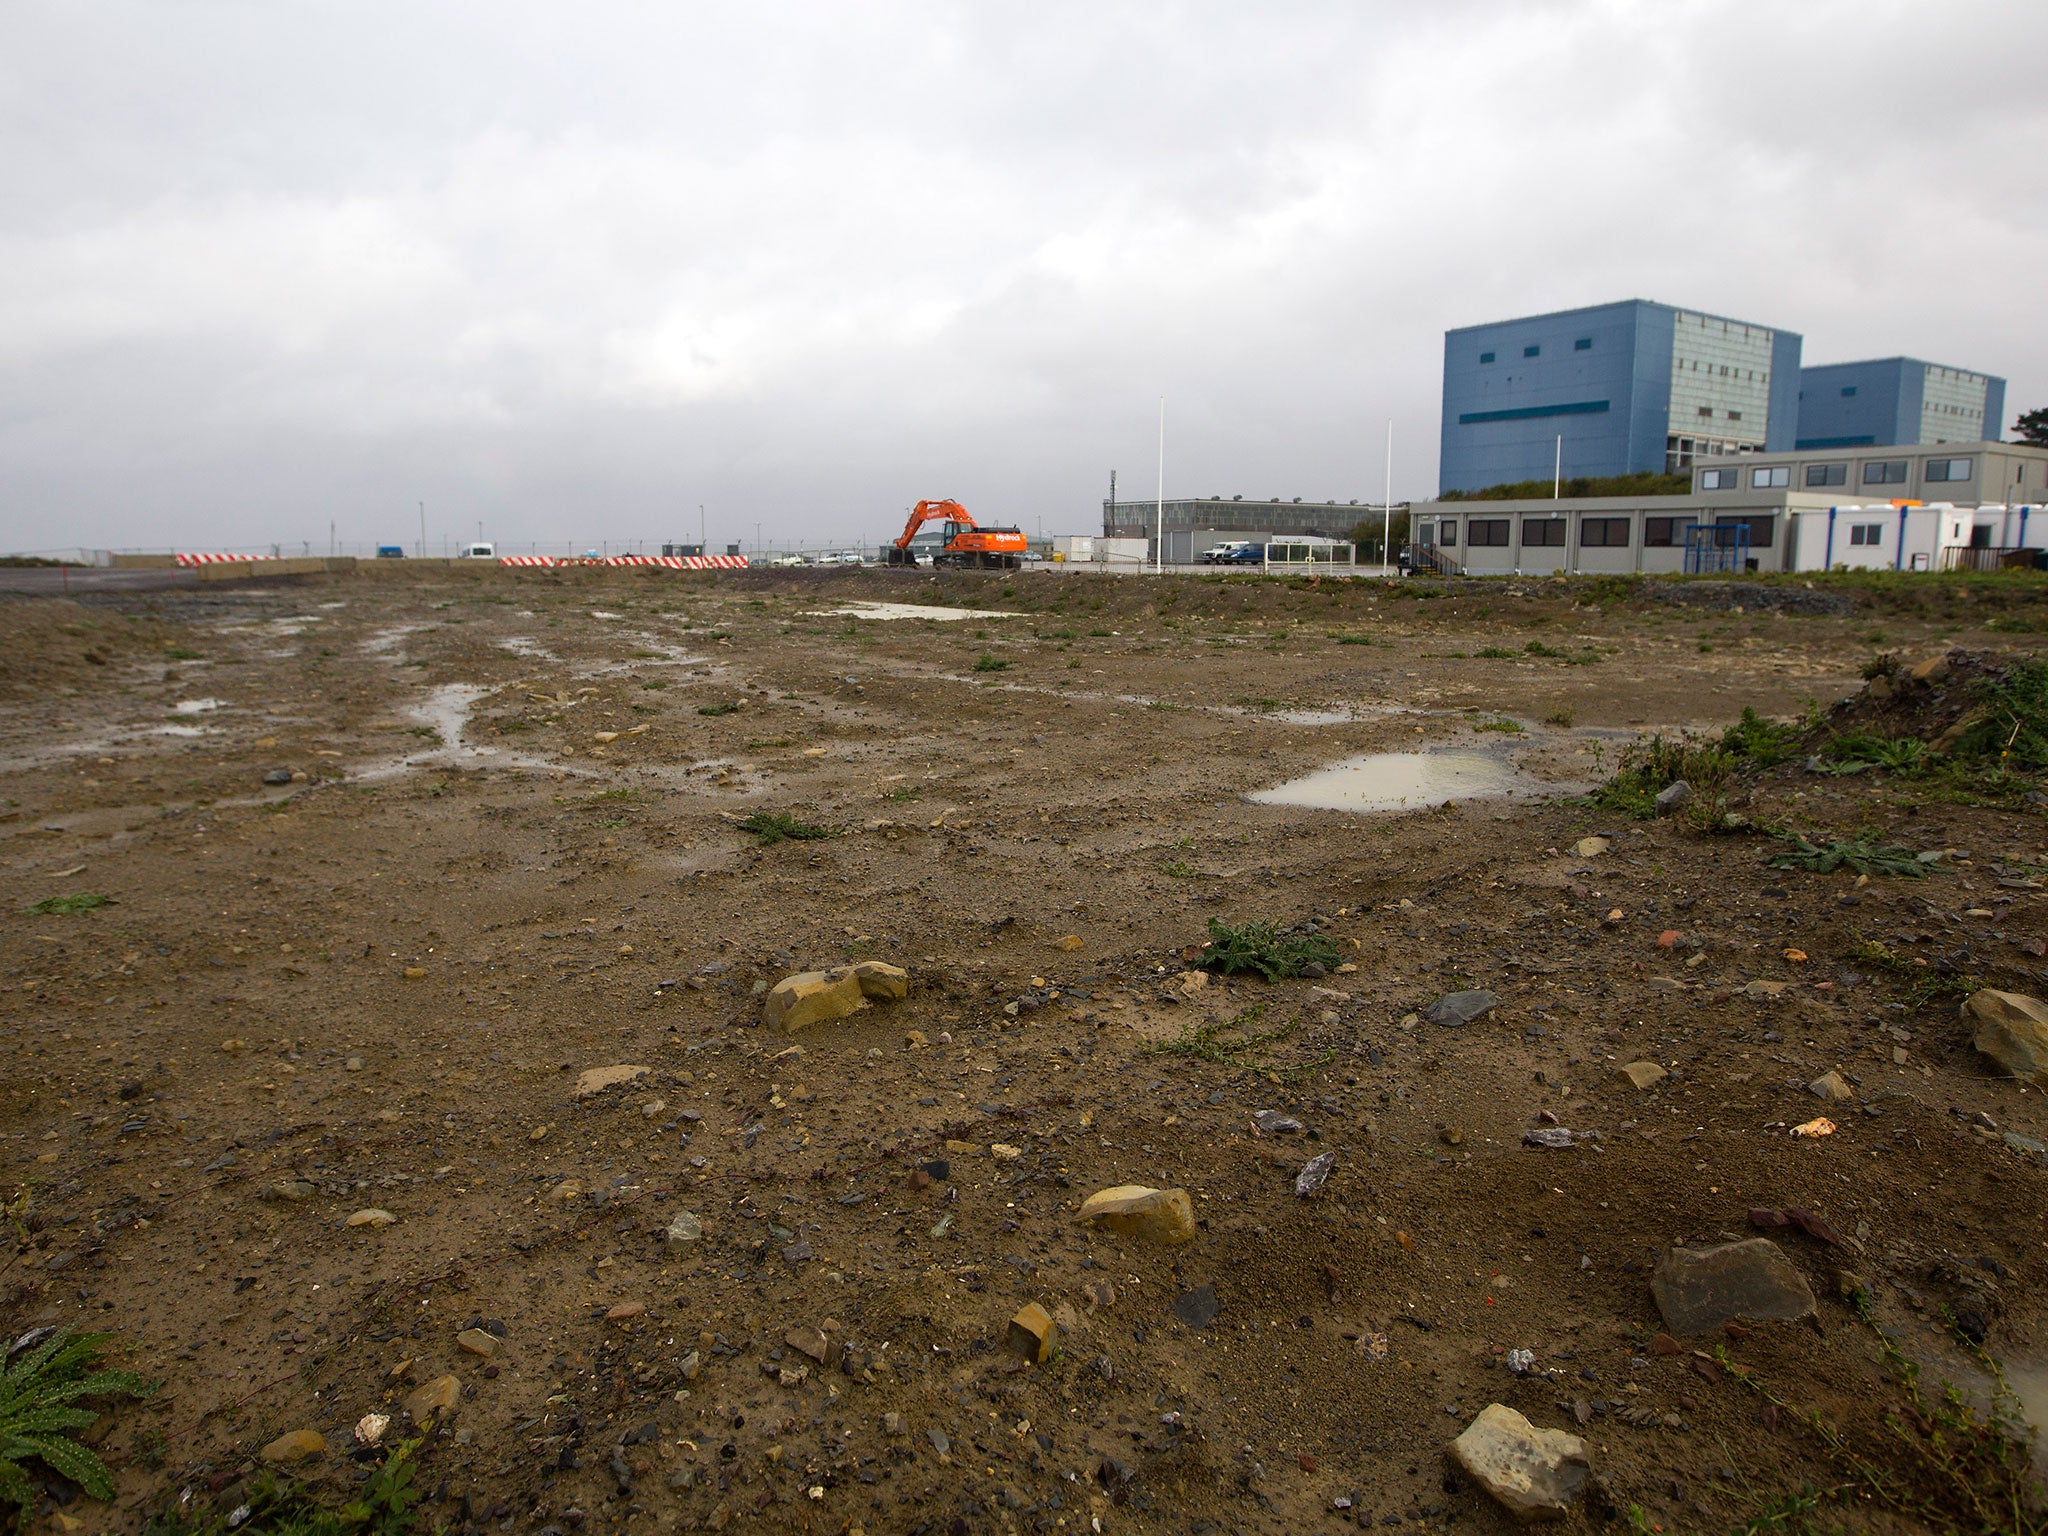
[1794,358,2006,450]
[1438,300,1802,495]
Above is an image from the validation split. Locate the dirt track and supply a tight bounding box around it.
[3,564,2046,1534]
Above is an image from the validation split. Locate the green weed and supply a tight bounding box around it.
[973,654,1010,673]
[1144,1002,1294,1068]
[0,1329,157,1515]
[1198,917,1341,982]
[1544,704,1575,728]
[738,811,834,846]
[1523,640,1567,658]
[1471,715,1524,734]
[143,1436,422,1535]
[25,893,111,916]
[1769,836,1925,878]
[1474,646,1519,659]
[696,701,743,716]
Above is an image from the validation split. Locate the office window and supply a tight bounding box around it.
[1522,344,1540,358]
[1522,519,1565,547]
[1841,386,1858,397]
[1720,514,1776,549]
[1805,463,1847,487]
[1574,337,1592,351]
[1849,524,1883,547]
[1728,411,1743,421]
[1439,521,1457,546]
[1863,460,1909,485]
[1925,458,1974,482]
[1467,519,1510,547]
[1697,405,1713,418]
[1700,468,1738,489]
[1752,466,1790,488]
[1581,517,1630,547]
[1479,351,1495,364]
[1643,517,1692,547]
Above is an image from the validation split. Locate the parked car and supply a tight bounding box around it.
[375,546,406,559]
[458,542,496,559]
[1200,541,1245,563]
[1219,542,1266,565]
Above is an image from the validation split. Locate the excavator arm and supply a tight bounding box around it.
[885,497,1024,570]
[892,499,976,550]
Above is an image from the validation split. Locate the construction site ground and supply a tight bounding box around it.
[3,564,2046,1535]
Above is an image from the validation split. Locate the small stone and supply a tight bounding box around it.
[641,1098,666,1118]
[1173,1284,1220,1329]
[1521,1127,1575,1149]
[842,960,910,1001]
[344,1056,364,1072]
[1907,651,1951,684]
[883,1412,906,1435]
[404,1375,461,1421]
[1618,1061,1667,1090]
[1169,969,1209,998]
[1295,1151,1336,1197]
[1506,1348,1535,1375]
[1253,1109,1303,1135]
[786,1325,830,1362]
[666,1211,703,1246]
[403,966,427,980]
[262,768,293,785]
[354,1412,390,1447]
[456,1328,502,1358]
[573,1064,649,1097]
[1653,781,1692,816]
[1807,1070,1854,1102]
[1055,935,1084,952]
[1572,836,1610,858]
[262,1180,316,1203]
[260,1429,326,1464]
[1425,989,1498,1027]
[1655,930,1680,949]
[528,1123,549,1142]
[549,1180,584,1202]
[990,1143,1023,1161]
[764,970,869,1032]
[1005,1303,1056,1363]
[1651,1238,1816,1335]
[1451,1404,1589,1522]
[1964,990,2048,1088]
[679,1350,702,1381]
[1744,979,1790,1000]
[1076,1185,1197,1245]
[903,1030,928,1048]
[346,1208,398,1229]
[605,1302,645,1322]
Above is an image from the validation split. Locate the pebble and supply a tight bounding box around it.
[354,1412,389,1447]
[605,1302,645,1322]
[1253,1110,1303,1135]
[666,1211,703,1245]
[1521,1127,1575,1150]
[1294,1151,1336,1197]
[1651,1238,1816,1335]
[550,1180,584,1202]
[344,1056,363,1072]
[1572,836,1610,858]
[1653,781,1692,815]
[404,1374,461,1421]
[260,1429,326,1463]
[1965,989,2048,1088]
[345,1209,398,1229]
[1807,1070,1855,1102]
[262,1180,316,1203]
[1424,989,1498,1027]
[1618,1061,1666,1090]
[572,1065,649,1098]
[990,1143,1023,1161]
[1451,1404,1591,1522]
[456,1328,502,1359]
[1076,1185,1196,1245]
[1172,1284,1220,1329]
[262,768,293,786]
[1005,1303,1056,1363]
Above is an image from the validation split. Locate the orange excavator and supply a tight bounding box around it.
[884,499,1027,570]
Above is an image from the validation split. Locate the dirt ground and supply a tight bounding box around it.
[3,564,2047,1535]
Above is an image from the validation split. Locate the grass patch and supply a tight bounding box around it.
[1523,640,1567,658]
[25,893,111,916]
[1474,646,1518,659]
[1544,704,1575,728]
[696,701,743,716]
[1160,859,1195,879]
[1144,1003,1294,1068]
[141,1437,423,1535]
[737,811,835,846]
[1198,917,1341,982]
[1471,715,1524,734]
[973,654,1010,673]
[162,647,200,661]
[1329,632,1374,645]
[1769,835,1925,878]
[1848,935,1976,1009]
[1,1329,157,1516]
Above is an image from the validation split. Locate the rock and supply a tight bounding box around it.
[354,1412,390,1447]
[1173,1284,1220,1329]
[1295,1151,1336,1197]
[765,970,869,1032]
[1506,1348,1535,1375]
[786,1326,830,1362]
[605,1302,645,1321]
[1054,935,1084,952]
[1618,1061,1667,1090]
[1791,1117,1836,1139]
[1651,1238,1816,1335]
[882,1412,906,1436]
[1907,651,1951,685]
[990,1143,1023,1161]
[679,1349,702,1381]
[573,1064,649,1097]
[403,966,427,980]
[843,960,909,1001]
[346,1208,398,1229]
[1744,980,1790,999]
[260,1429,326,1464]
[666,1211,703,1246]
[262,768,293,786]
[1005,1303,1055,1364]
[1572,836,1610,858]
[344,1056,364,1072]
[549,1179,584,1202]
[641,1098,666,1118]
[1653,781,1692,816]
[262,1180,316,1203]
[1076,1185,1196,1245]
[1964,990,2048,1087]
[1808,1070,1854,1102]
[1450,1404,1590,1523]
[404,1375,461,1421]
[1168,969,1209,998]
[1425,989,1498,1027]
[1521,1128,1575,1149]
[456,1328,502,1359]
[1253,1110,1303,1135]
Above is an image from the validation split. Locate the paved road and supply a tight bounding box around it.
[0,567,200,595]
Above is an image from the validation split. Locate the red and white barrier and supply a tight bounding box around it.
[491,553,752,571]
[499,555,556,567]
[175,552,277,566]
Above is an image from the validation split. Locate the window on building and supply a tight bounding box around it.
[1728,411,1743,422]
[1841,386,1857,397]
[1523,345,1540,358]
[1925,458,1974,482]
[1805,463,1847,487]
[1479,351,1495,364]
[1752,466,1790,488]
[1522,519,1565,547]
[1439,521,1457,546]
[1848,524,1883,547]
[1643,517,1693,547]
[1863,460,1909,485]
[1720,514,1776,549]
[1574,337,1592,351]
[1581,517,1630,547]
[1467,519,1510,547]
[1697,406,1713,418]
[1700,468,1738,489]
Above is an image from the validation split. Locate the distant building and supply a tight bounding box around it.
[1795,358,2006,450]
[1439,300,1802,494]
[1101,495,1402,563]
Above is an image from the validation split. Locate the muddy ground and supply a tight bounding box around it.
[3,564,2047,1535]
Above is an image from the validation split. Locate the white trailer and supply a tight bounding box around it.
[1789,503,2047,573]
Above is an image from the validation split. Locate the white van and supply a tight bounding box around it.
[459,542,496,559]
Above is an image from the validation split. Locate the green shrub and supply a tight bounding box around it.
[1198,917,1340,982]
[1,1329,157,1515]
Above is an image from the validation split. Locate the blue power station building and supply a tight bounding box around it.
[1438,300,1803,495]
[1794,358,2006,451]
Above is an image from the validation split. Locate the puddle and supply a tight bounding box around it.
[352,683,600,782]
[1250,749,1540,813]
[803,602,1025,622]
[500,637,554,658]
[172,698,225,715]
[362,625,424,654]
[590,611,625,620]
[150,724,220,738]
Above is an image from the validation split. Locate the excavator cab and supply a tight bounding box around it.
[886,500,1026,570]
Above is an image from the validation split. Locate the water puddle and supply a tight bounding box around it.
[500,637,554,658]
[150,724,219,738]
[1250,748,1540,813]
[804,602,1024,622]
[172,698,225,715]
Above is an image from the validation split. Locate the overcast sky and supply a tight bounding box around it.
[3,0,2043,555]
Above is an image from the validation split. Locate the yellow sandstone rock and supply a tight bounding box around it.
[260,1429,326,1463]
[1076,1185,1197,1245]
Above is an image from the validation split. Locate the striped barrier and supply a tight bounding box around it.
[485,553,754,571]
[499,555,557,567]
[175,552,278,566]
